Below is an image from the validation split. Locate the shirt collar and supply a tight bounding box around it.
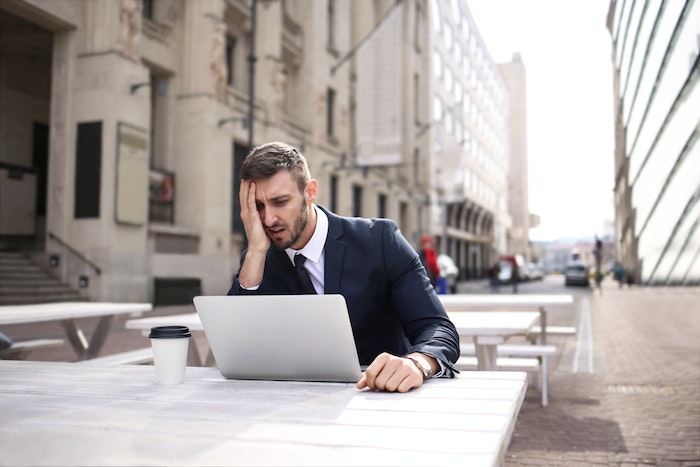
[285,205,327,266]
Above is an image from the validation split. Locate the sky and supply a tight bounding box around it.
[466,0,616,242]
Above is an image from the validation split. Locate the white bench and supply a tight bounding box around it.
[0,338,65,360]
[77,347,154,366]
[457,356,539,372]
[459,342,557,407]
[528,325,576,344]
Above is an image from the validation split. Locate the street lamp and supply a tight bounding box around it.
[247,0,257,150]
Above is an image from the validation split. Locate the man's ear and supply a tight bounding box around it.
[306,179,319,203]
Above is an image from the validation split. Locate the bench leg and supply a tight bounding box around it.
[541,356,549,407]
[474,340,500,371]
[61,316,115,360]
[61,319,90,360]
[539,306,547,345]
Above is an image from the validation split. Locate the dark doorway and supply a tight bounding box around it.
[32,122,49,249]
[0,10,53,251]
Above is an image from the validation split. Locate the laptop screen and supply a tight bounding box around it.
[194,295,363,383]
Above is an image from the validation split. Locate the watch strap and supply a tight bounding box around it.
[404,355,432,380]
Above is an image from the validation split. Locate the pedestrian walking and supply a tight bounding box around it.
[613,262,625,288]
[489,262,500,293]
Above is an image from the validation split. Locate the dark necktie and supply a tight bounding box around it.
[294,254,317,294]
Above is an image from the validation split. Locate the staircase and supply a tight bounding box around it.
[0,252,88,305]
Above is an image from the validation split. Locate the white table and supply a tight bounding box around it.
[448,311,541,371]
[439,294,574,344]
[125,312,207,366]
[126,311,540,371]
[0,360,527,467]
[0,302,152,360]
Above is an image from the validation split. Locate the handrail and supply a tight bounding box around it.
[48,231,102,275]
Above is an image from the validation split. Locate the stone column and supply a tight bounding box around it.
[173,0,233,294]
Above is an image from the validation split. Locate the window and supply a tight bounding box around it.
[232,142,248,234]
[148,72,173,224]
[148,168,174,224]
[450,0,461,21]
[413,147,420,185]
[399,201,408,235]
[378,193,387,218]
[142,0,154,20]
[414,73,420,124]
[443,24,453,50]
[429,0,442,33]
[433,96,443,121]
[414,1,423,51]
[433,51,443,79]
[352,184,362,217]
[454,42,462,64]
[327,0,336,50]
[225,35,236,86]
[330,174,338,213]
[454,80,463,103]
[74,122,102,219]
[326,87,336,138]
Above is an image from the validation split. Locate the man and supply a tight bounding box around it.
[228,142,460,393]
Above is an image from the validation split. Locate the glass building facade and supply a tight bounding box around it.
[608,0,699,285]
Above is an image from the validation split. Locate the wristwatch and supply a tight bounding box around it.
[405,354,433,380]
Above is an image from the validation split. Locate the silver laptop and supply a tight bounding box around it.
[193,294,363,382]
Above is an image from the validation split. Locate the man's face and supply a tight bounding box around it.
[252,170,317,250]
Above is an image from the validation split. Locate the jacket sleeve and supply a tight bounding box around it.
[381,222,460,374]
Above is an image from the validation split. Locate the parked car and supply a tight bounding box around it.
[564,263,590,286]
[437,254,459,294]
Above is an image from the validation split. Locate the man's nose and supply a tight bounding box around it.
[262,208,278,226]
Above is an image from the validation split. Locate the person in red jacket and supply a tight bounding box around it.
[419,235,441,290]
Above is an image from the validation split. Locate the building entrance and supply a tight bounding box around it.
[0,9,53,251]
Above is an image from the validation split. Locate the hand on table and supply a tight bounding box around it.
[356,352,428,393]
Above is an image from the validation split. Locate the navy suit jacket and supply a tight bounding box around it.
[228,206,460,372]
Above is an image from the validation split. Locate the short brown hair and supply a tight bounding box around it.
[241,142,310,193]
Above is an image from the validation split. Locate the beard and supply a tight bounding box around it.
[269,199,309,250]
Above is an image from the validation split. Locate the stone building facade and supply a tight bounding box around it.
[0,0,446,302]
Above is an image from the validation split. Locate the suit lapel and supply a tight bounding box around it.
[320,207,345,294]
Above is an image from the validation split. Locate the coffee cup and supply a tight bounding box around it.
[148,325,191,385]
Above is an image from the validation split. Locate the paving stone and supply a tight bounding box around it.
[505,281,700,466]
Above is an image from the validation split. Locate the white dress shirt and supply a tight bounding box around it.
[285,205,327,294]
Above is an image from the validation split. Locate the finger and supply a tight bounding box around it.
[370,357,404,391]
[362,353,390,391]
[381,357,422,392]
[381,371,407,393]
[356,375,368,390]
[399,370,423,392]
[247,180,257,206]
[239,180,252,217]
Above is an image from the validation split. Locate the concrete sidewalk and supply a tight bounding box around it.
[505,281,700,466]
[2,281,699,466]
